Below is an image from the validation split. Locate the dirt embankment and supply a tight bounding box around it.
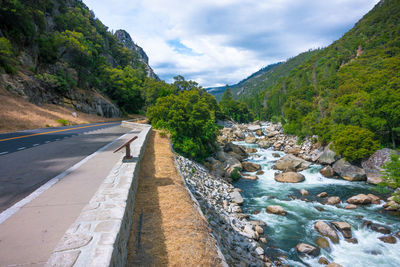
[127,131,222,266]
[0,87,136,133]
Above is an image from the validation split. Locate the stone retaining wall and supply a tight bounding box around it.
[46,122,151,267]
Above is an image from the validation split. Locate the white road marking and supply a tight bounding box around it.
[0,130,132,224]
[33,144,39,147]
[0,151,8,155]
[17,147,26,150]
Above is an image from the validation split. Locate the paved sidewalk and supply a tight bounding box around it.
[0,127,140,267]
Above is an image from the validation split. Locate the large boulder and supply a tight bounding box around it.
[230,191,244,205]
[275,154,311,172]
[326,196,341,205]
[317,144,338,165]
[274,172,305,183]
[320,166,335,178]
[332,222,352,238]
[233,130,245,140]
[248,124,262,131]
[257,139,272,149]
[223,142,248,160]
[379,235,397,244]
[242,162,261,172]
[315,237,330,251]
[314,221,339,243]
[266,205,286,215]
[362,220,391,234]
[295,243,320,257]
[333,159,366,181]
[346,194,372,205]
[245,136,257,144]
[362,148,400,174]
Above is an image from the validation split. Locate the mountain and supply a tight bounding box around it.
[114,29,158,80]
[232,0,400,151]
[206,62,282,101]
[0,0,158,117]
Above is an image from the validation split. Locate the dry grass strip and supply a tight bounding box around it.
[127,131,222,267]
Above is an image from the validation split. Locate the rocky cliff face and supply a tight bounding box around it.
[114,30,159,80]
[1,70,121,118]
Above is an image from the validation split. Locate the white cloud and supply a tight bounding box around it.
[83,0,380,87]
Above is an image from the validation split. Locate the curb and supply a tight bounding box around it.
[46,122,151,267]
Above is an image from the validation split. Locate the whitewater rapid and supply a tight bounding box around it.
[234,141,400,267]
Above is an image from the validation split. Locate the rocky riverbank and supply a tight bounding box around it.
[175,155,273,266]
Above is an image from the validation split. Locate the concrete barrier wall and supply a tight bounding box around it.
[46,122,151,267]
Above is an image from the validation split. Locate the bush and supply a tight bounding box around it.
[380,154,400,202]
[56,119,70,126]
[230,167,241,181]
[332,125,380,163]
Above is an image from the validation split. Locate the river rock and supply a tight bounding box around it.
[346,194,372,205]
[333,159,366,181]
[242,162,261,172]
[245,136,257,144]
[255,225,264,234]
[295,243,320,257]
[242,175,258,181]
[272,153,281,158]
[259,237,267,243]
[257,140,271,148]
[246,148,258,153]
[367,193,381,204]
[223,142,248,160]
[332,222,352,238]
[318,257,329,265]
[317,192,328,198]
[326,196,341,205]
[256,170,264,175]
[256,129,263,136]
[314,221,339,243]
[326,263,343,267]
[267,131,279,137]
[300,189,309,196]
[345,204,358,209]
[275,154,311,172]
[320,166,335,178]
[317,144,338,165]
[362,220,391,234]
[274,172,305,183]
[233,130,245,140]
[379,235,397,244]
[366,173,383,185]
[315,237,330,251]
[362,148,400,174]
[230,191,244,205]
[344,238,358,244]
[248,124,262,131]
[255,246,264,255]
[266,205,286,215]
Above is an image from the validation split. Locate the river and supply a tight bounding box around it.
[233,141,400,267]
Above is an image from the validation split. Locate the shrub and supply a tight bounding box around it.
[56,119,69,126]
[380,154,400,203]
[230,167,241,181]
[332,125,380,163]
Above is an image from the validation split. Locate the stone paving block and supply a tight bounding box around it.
[46,250,81,267]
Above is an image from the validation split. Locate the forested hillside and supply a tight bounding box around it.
[0,0,164,116]
[237,0,400,161]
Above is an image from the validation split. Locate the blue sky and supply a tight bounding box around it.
[83,0,380,87]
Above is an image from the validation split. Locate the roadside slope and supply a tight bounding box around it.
[127,131,222,266]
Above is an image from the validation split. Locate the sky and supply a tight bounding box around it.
[83,0,380,87]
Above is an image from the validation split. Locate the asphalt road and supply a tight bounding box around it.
[0,122,133,212]
[0,122,121,155]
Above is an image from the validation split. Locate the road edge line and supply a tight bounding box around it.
[0,130,132,225]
